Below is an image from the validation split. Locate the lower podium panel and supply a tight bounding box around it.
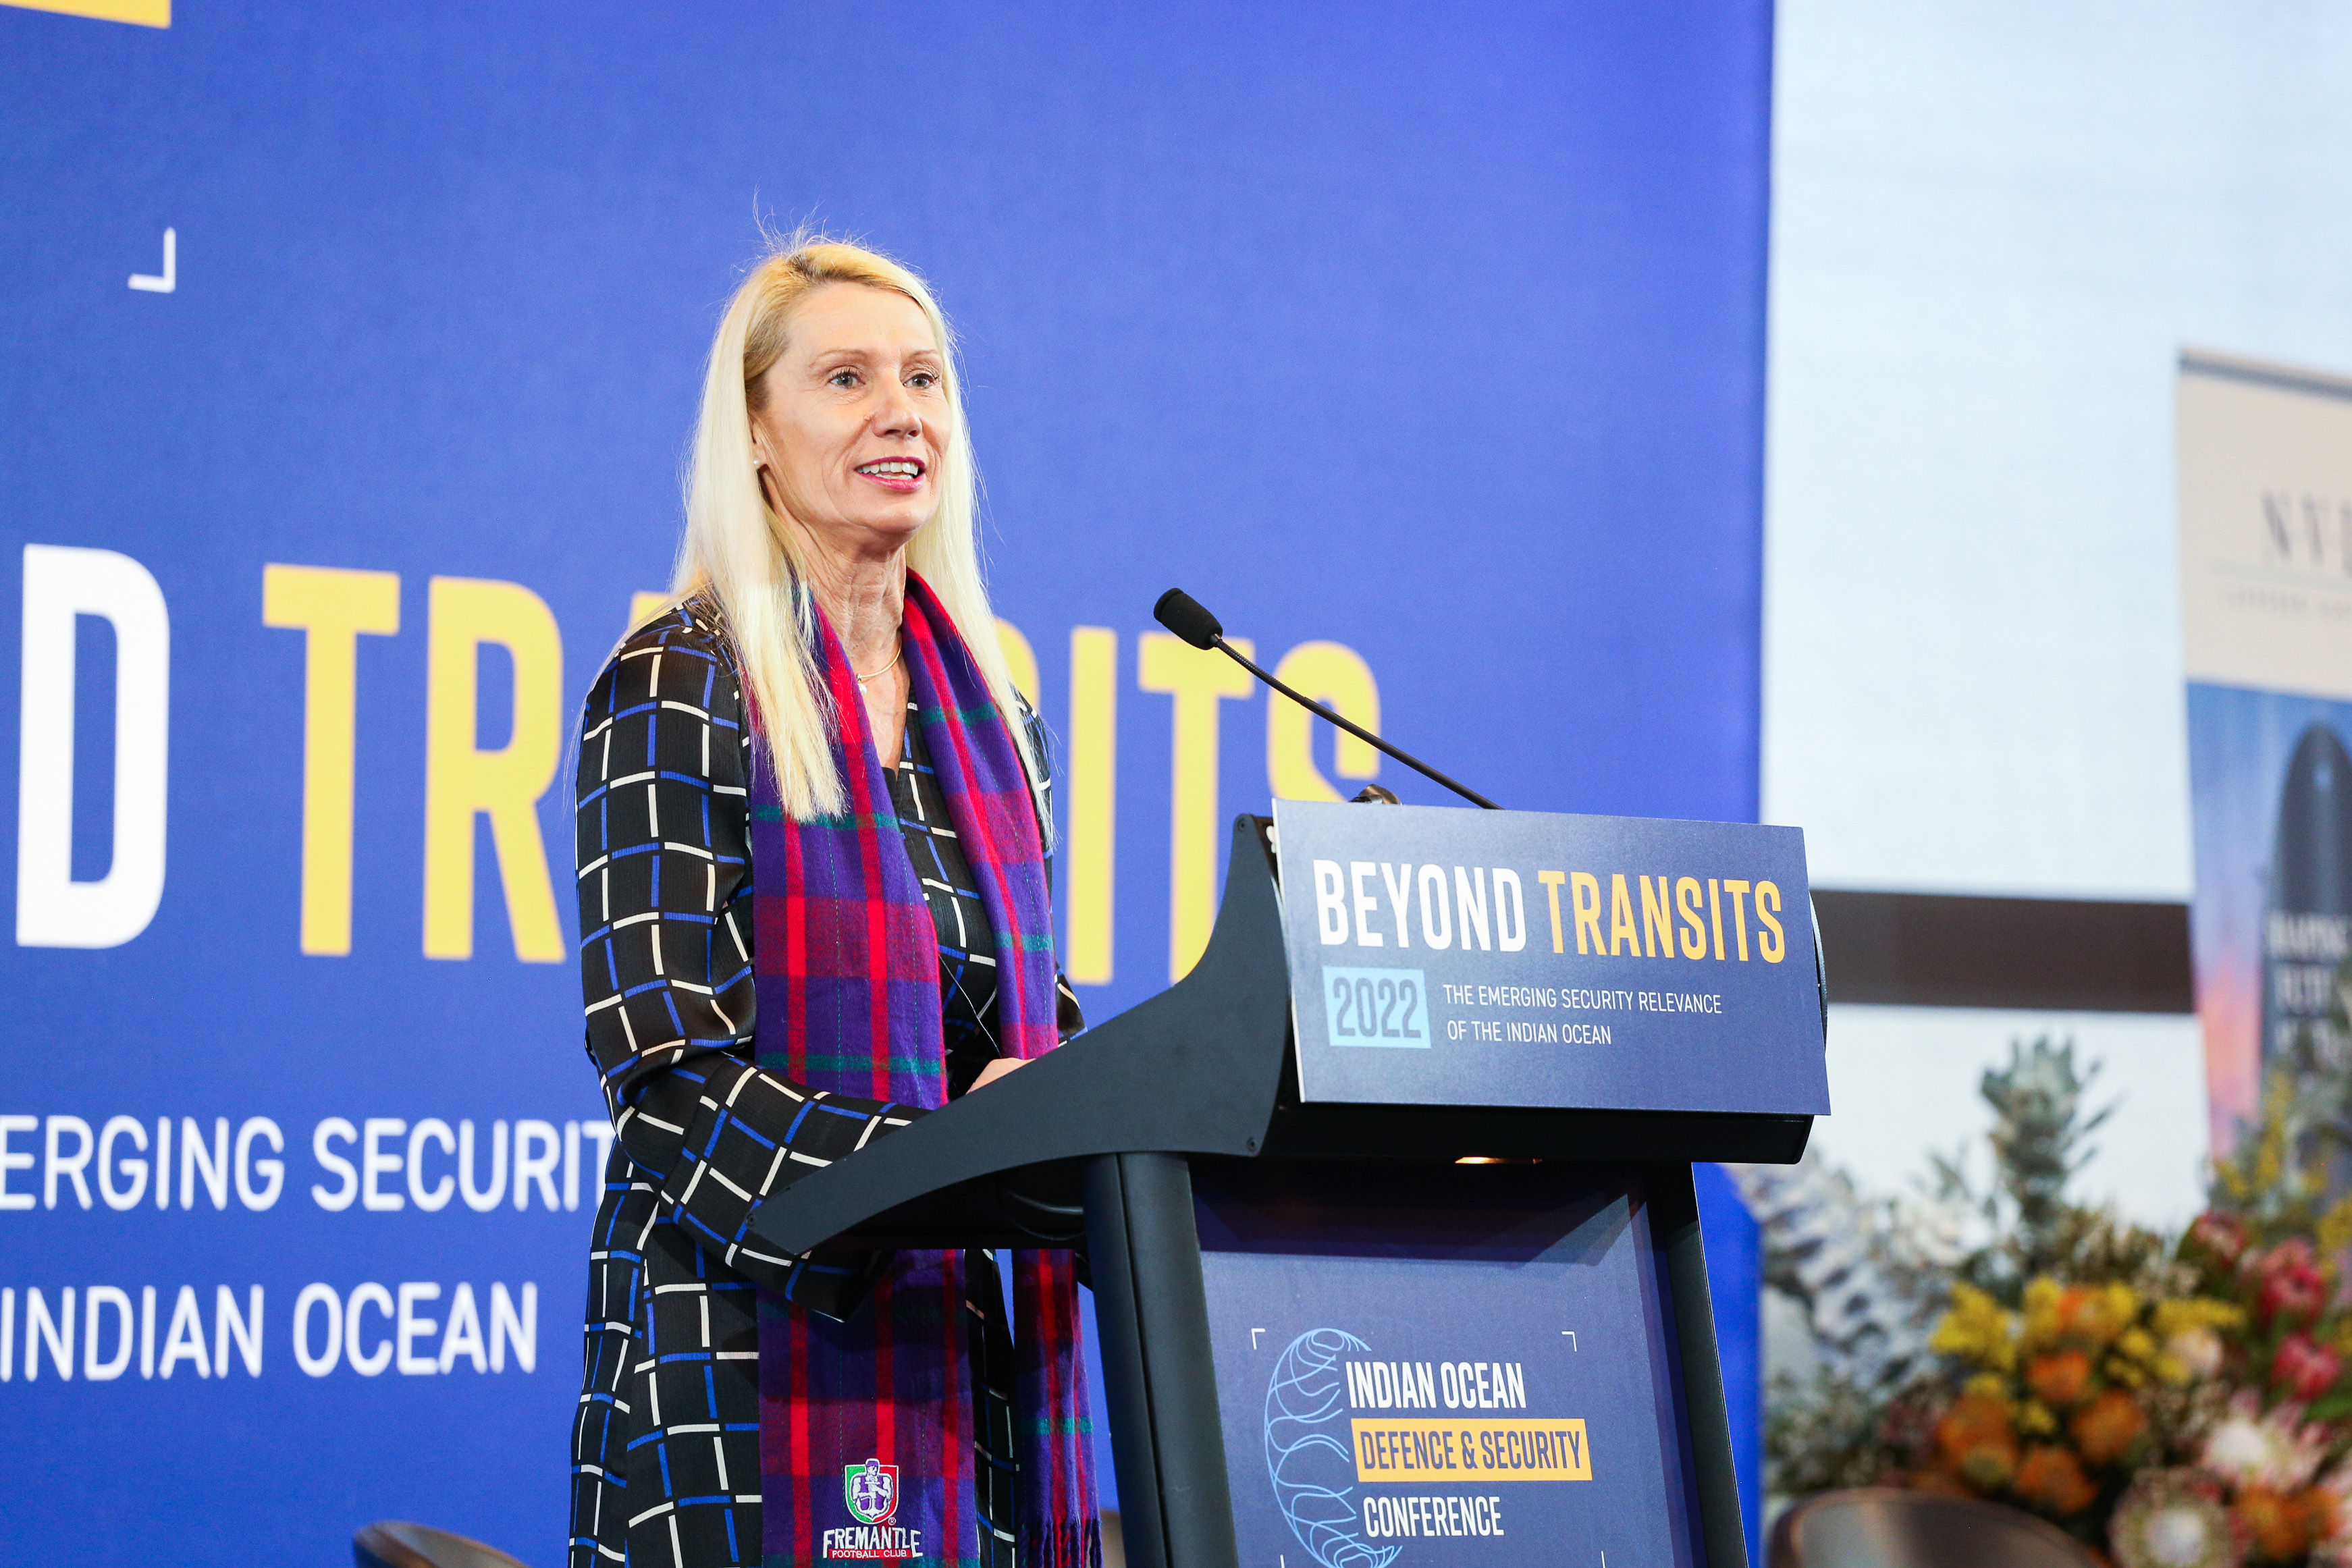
[1193,1159,1738,1568]
[1086,1155,1746,1568]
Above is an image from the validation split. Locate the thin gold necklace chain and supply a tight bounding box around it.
[853,636,905,686]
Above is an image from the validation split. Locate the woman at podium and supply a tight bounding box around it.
[566,240,1097,1568]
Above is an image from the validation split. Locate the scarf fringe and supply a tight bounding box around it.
[1027,1519,1104,1568]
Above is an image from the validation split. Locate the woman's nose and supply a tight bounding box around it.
[872,383,923,439]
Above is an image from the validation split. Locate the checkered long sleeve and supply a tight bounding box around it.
[573,605,920,1289]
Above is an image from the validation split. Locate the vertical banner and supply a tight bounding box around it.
[2179,352,2352,1150]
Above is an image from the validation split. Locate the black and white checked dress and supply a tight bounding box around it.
[569,603,1081,1568]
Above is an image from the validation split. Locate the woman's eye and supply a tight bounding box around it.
[828,370,859,388]
[907,372,937,389]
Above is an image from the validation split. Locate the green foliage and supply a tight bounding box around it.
[2210,1068,2352,1258]
[1984,1037,2113,1268]
[1765,1035,2161,1496]
[1765,1368,1931,1497]
[1923,1036,2160,1305]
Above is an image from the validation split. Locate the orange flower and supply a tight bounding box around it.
[1935,1392,2019,1490]
[2015,1445,2098,1517]
[2045,1281,2139,1349]
[2026,1350,2094,1408]
[2068,1389,2146,1466]
[2233,1487,2314,1562]
[1908,1465,1974,1498]
[2307,1486,2343,1542]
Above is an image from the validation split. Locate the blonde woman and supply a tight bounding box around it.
[570,241,1096,1568]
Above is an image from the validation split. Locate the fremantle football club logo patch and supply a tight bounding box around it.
[846,1459,899,1524]
[824,1459,920,1561]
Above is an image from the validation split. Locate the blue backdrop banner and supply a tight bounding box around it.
[0,3,1773,1562]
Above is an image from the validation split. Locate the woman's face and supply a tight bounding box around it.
[750,283,949,556]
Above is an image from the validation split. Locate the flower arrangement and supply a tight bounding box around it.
[1919,1266,2352,1563]
[1761,1048,2352,1567]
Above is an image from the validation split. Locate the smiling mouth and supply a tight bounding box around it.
[855,458,926,481]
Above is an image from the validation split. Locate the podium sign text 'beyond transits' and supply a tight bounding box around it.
[1273,801,1829,1114]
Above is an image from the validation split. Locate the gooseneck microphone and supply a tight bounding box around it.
[1152,588,1503,810]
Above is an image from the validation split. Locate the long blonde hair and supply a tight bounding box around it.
[664,238,1041,826]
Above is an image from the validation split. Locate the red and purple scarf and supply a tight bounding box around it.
[747,572,1097,1567]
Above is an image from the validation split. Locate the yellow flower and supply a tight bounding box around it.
[2017,1399,2060,1436]
[2151,1297,2243,1338]
[1933,1284,2020,1372]
[2023,1278,2140,1352]
[2072,1282,2140,1347]
[2320,1194,2352,1260]
[2254,1118,2286,1193]
[2022,1278,2064,1353]
[1966,1372,2011,1402]
[2116,1328,2157,1364]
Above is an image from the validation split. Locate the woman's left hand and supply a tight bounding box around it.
[969,1055,1033,1091]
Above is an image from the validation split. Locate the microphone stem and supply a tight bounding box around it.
[1210,638,1503,811]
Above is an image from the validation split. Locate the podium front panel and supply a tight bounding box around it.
[1189,1160,1732,1568]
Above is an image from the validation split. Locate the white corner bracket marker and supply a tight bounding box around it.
[129,228,176,294]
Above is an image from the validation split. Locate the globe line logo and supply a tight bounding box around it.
[1266,1328,1401,1568]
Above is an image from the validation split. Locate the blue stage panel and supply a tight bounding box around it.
[0,4,1771,1561]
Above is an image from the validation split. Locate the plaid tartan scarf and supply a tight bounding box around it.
[748,572,1098,1567]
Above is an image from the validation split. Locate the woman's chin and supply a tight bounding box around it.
[798,507,930,551]
[862,506,932,543]
[864,514,928,547]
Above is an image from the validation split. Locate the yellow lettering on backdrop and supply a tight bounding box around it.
[1266,641,1381,801]
[1065,628,1118,985]
[261,565,402,956]
[1138,632,1254,981]
[628,591,672,631]
[1,0,169,26]
[423,577,566,963]
[994,619,1040,707]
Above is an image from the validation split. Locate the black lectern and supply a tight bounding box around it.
[750,813,1824,1568]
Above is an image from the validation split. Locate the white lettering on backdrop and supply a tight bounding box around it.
[16,544,171,949]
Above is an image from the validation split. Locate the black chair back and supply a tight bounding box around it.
[1769,1488,2097,1568]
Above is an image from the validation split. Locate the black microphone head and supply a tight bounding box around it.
[1154,588,1223,649]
